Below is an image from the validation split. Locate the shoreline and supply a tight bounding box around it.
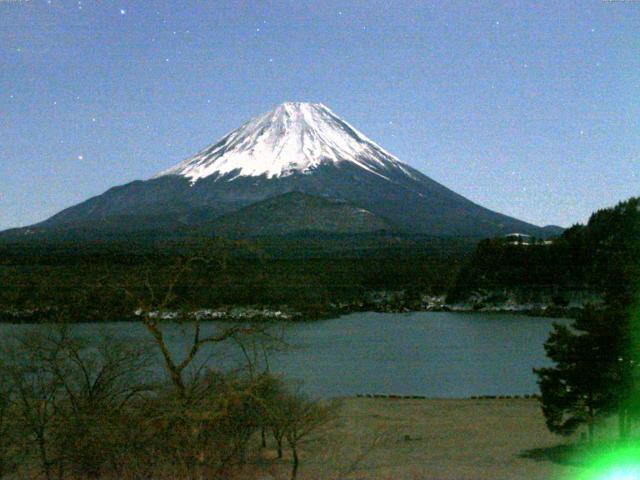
[0,303,579,324]
[353,393,541,400]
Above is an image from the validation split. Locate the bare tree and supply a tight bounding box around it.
[1,329,63,480]
[125,243,288,406]
[0,365,18,478]
[0,326,154,480]
[281,393,335,480]
[231,324,288,448]
[124,247,254,399]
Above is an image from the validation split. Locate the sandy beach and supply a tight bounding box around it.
[262,397,581,480]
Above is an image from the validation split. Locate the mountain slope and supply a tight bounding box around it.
[4,102,556,239]
[204,191,392,237]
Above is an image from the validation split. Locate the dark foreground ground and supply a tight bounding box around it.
[255,397,581,480]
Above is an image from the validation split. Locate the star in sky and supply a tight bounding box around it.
[1,1,636,231]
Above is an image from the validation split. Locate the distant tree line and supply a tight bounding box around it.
[447,197,640,304]
[0,236,473,322]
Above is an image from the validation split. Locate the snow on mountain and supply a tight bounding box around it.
[155,102,416,183]
[4,100,554,240]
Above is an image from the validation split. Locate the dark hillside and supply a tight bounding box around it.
[448,197,640,307]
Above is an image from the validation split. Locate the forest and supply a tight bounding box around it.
[1,197,637,323]
[0,234,475,322]
[447,197,640,307]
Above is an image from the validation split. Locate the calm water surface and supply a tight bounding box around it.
[0,312,567,399]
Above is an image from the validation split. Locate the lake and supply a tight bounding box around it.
[0,312,567,399]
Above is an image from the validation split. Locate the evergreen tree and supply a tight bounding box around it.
[535,198,640,440]
[534,307,618,440]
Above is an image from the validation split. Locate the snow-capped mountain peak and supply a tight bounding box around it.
[155,102,413,183]
[18,101,551,239]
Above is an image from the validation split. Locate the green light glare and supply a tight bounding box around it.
[573,444,640,480]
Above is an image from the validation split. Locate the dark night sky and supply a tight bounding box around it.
[1,0,638,230]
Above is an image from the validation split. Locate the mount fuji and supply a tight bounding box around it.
[4,102,560,239]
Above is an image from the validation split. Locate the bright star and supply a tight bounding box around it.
[120,9,126,15]
[77,155,83,160]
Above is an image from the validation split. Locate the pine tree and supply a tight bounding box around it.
[535,198,640,440]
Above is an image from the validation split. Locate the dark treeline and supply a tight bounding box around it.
[0,235,475,322]
[3,198,638,321]
[447,197,640,304]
